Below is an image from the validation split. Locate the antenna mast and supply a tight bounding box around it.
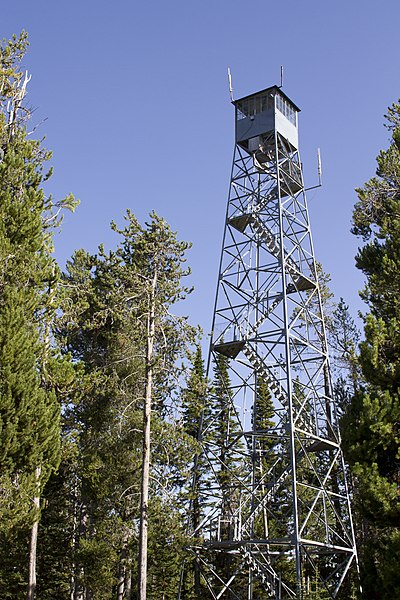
[317,147,322,185]
[227,67,234,102]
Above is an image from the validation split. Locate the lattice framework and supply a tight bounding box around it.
[179,95,358,600]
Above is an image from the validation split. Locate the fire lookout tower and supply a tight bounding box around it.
[179,85,358,599]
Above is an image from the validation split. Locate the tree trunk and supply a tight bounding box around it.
[193,495,202,598]
[137,271,157,600]
[125,566,132,599]
[27,465,41,600]
[73,502,87,600]
[117,538,127,600]
[117,563,125,600]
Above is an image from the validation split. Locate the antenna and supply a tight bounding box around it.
[305,148,323,191]
[280,65,284,88]
[227,67,234,102]
[317,147,322,186]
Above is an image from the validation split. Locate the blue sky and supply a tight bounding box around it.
[3,0,400,338]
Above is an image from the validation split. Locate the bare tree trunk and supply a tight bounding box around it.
[27,465,41,600]
[117,564,125,600]
[73,503,87,600]
[137,271,157,600]
[193,494,202,598]
[117,527,132,600]
[70,476,78,600]
[125,567,132,599]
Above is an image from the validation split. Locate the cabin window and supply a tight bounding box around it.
[275,93,296,125]
[237,91,296,126]
[236,92,274,120]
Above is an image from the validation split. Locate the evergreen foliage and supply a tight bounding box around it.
[182,346,207,442]
[38,212,198,599]
[252,378,277,539]
[329,298,362,413]
[341,99,400,598]
[181,345,208,528]
[210,351,243,522]
[0,31,77,598]
[0,35,200,595]
[179,346,209,599]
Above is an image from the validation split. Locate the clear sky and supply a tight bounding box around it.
[3,0,400,339]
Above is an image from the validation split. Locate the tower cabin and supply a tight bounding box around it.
[234,86,302,197]
[234,85,300,154]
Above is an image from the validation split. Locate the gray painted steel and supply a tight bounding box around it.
[179,86,358,600]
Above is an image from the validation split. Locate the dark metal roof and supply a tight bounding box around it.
[233,85,301,113]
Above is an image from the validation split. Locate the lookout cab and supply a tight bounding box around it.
[235,85,300,154]
[234,86,302,196]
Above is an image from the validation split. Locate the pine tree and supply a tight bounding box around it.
[182,346,207,444]
[210,351,243,532]
[341,99,400,599]
[329,299,360,383]
[179,346,208,599]
[251,378,278,543]
[181,345,208,524]
[197,352,245,598]
[49,211,197,600]
[0,32,76,598]
[52,245,143,600]
[110,211,196,600]
[329,298,362,414]
[35,443,76,600]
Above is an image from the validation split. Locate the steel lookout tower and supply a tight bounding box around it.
[180,85,358,599]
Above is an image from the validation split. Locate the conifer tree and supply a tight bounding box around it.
[51,211,197,600]
[52,246,143,600]
[180,345,208,599]
[202,351,245,598]
[181,345,208,525]
[182,346,207,444]
[111,211,196,600]
[341,99,400,599]
[0,31,76,598]
[329,298,362,414]
[210,351,243,531]
[252,378,276,540]
[329,298,360,386]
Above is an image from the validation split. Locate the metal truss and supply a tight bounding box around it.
[179,125,358,599]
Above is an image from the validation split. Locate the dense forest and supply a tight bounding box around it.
[0,32,399,600]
